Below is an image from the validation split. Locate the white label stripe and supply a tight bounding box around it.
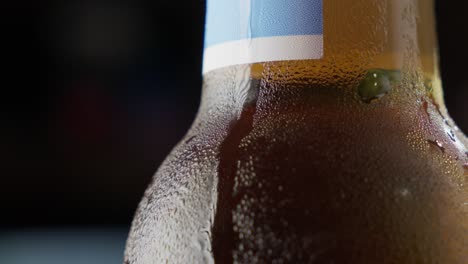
[202,35,323,74]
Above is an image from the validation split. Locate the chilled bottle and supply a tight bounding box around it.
[125,0,468,263]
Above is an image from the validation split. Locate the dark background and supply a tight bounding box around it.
[0,1,466,263]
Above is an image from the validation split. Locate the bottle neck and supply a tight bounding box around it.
[202,0,443,110]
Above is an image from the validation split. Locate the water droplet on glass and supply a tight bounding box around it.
[447,130,456,142]
[185,135,196,144]
[424,78,433,93]
[357,69,400,103]
[427,139,445,153]
[398,188,410,198]
[421,99,431,120]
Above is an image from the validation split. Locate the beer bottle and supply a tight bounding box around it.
[125,0,468,263]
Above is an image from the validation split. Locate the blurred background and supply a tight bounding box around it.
[0,1,466,263]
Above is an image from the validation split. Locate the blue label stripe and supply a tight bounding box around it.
[205,0,323,48]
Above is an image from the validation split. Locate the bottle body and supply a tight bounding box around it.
[125,0,468,263]
[125,72,467,263]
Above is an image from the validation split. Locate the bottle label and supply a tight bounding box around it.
[203,0,323,74]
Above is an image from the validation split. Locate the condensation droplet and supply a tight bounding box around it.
[427,139,445,153]
[357,69,400,103]
[447,130,456,142]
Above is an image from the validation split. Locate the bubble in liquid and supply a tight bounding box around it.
[357,69,401,103]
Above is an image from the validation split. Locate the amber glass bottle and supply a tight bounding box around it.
[125,0,467,263]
